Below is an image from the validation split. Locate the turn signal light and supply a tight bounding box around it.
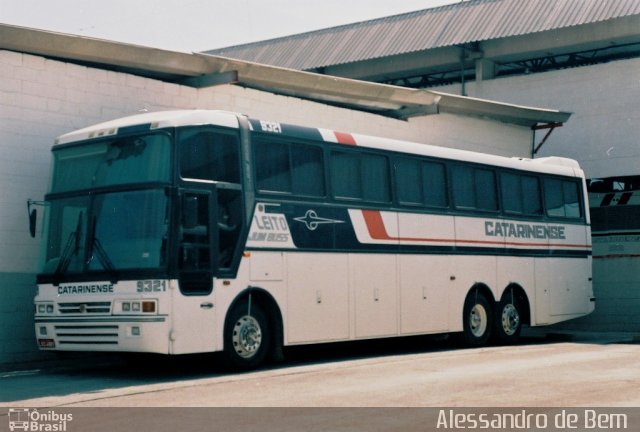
[117,299,158,314]
[142,301,156,313]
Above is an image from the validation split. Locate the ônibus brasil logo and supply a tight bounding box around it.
[7,409,72,431]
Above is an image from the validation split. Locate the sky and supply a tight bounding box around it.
[1,0,458,52]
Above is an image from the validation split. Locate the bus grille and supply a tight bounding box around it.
[55,324,119,345]
[58,302,112,314]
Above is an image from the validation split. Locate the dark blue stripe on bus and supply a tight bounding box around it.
[248,118,325,142]
[246,245,591,259]
[252,203,591,259]
[117,123,152,135]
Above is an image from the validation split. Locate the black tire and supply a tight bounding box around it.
[461,291,493,347]
[493,290,522,344]
[222,300,270,371]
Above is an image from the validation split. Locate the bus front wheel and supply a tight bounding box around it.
[461,291,492,347]
[222,300,270,370]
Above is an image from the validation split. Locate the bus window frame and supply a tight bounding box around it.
[450,162,501,215]
[252,136,327,200]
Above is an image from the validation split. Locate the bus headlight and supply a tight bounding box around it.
[35,302,54,315]
[115,299,157,314]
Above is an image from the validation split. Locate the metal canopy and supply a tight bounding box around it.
[0,24,570,127]
[206,0,640,71]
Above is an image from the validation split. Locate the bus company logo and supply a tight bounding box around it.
[294,210,345,231]
[8,408,73,431]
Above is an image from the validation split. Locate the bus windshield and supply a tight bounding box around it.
[40,189,168,278]
[50,133,171,193]
[40,132,172,280]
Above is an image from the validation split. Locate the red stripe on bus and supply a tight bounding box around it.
[334,131,357,145]
[600,193,614,206]
[361,210,591,249]
[362,210,393,240]
[618,192,632,205]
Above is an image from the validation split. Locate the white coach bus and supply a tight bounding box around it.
[31,110,594,369]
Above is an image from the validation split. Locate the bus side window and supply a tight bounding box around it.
[255,140,291,192]
[396,158,447,208]
[179,192,213,295]
[501,172,542,216]
[179,129,240,183]
[217,189,242,269]
[396,158,422,205]
[331,150,390,203]
[452,165,498,211]
[522,175,543,215]
[423,161,447,207]
[544,178,582,219]
[254,140,325,198]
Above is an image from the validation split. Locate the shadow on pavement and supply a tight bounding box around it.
[0,331,593,404]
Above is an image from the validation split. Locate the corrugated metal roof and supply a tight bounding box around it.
[206,0,640,70]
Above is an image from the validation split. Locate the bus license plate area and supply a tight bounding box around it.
[38,338,56,348]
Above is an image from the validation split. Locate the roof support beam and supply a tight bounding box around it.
[532,122,564,155]
[0,24,571,128]
[180,70,239,88]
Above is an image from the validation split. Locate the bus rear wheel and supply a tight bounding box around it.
[222,300,270,371]
[494,292,522,344]
[461,291,492,347]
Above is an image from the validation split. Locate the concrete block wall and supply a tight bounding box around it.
[0,49,535,369]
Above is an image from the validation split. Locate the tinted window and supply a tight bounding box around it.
[545,179,564,217]
[52,134,171,193]
[363,154,390,202]
[396,158,421,205]
[331,151,390,202]
[475,169,497,211]
[254,140,325,197]
[453,165,498,211]
[544,178,582,219]
[179,129,240,183]
[501,173,542,216]
[331,152,361,199]
[423,162,447,207]
[255,141,291,192]
[522,176,543,215]
[501,173,522,213]
[396,158,447,207]
[452,166,474,208]
[291,145,325,197]
[563,181,581,218]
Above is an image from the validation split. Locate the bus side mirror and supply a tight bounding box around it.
[183,195,199,229]
[27,199,44,238]
[29,208,37,238]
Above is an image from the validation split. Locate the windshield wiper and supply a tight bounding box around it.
[53,212,83,285]
[86,216,119,284]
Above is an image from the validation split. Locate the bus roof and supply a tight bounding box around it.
[54,109,583,178]
[55,110,240,145]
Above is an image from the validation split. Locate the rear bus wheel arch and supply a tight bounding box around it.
[460,284,494,347]
[493,284,530,344]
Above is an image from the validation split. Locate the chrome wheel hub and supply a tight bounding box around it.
[470,304,488,337]
[232,315,262,358]
[501,304,520,336]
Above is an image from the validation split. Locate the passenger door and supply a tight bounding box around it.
[171,189,218,354]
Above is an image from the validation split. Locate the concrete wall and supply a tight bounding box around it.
[440,58,640,332]
[0,49,533,369]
